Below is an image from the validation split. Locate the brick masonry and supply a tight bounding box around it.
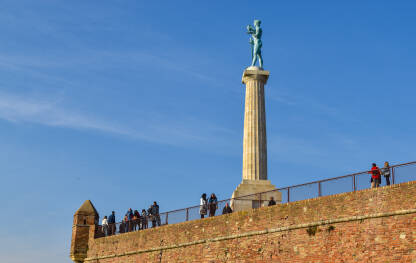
[76,181,416,262]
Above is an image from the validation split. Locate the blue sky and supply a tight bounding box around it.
[1,1,416,262]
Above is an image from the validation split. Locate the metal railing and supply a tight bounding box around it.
[96,161,416,237]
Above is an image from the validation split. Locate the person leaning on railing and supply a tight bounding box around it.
[381,161,391,186]
[141,209,148,229]
[147,206,154,227]
[369,163,382,188]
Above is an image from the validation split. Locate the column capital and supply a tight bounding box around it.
[242,67,270,84]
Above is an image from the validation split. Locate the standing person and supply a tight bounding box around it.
[101,216,109,236]
[222,203,233,214]
[125,208,133,232]
[381,161,391,186]
[133,210,140,231]
[268,196,276,206]
[119,216,127,234]
[208,193,218,217]
[199,193,208,219]
[151,201,161,227]
[108,211,116,235]
[368,163,381,188]
[148,205,156,228]
[141,209,148,229]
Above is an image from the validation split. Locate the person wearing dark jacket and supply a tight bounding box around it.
[148,206,156,228]
[133,210,140,231]
[222,203,233,214]
[208,193,218,217]
[125,208,133,232]
[119,217,126,234]
[268,197,276,206]
[150,201,161,227]
[108,211,116,235]
[141,209,148,229]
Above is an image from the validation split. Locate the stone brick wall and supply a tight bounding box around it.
[83,182,416,262]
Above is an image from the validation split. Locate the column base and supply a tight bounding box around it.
[231,180,282,212]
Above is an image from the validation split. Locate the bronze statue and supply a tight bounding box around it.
[247,20,263,68]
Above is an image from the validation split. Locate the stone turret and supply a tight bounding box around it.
[70,200,99,263]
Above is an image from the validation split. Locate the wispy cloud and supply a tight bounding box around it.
[0,92,133,134]
[0,91,239,152]
[0,49,215,85]
[268,88,338,116]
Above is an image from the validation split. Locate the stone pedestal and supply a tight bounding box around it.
[231,67,281,212]
[231,180,281,211]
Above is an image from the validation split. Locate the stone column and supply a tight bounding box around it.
[242,68,269,181]
[231,67,281,211]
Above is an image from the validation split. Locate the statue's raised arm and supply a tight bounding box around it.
[246,20,263,68]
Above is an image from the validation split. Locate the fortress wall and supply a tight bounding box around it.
[84,181,416,262]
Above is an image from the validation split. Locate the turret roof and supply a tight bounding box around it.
[75,200,98,216]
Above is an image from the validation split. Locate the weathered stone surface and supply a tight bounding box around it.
[232,68,281,211]
[241,68,269,181]
[79,181,416,263]
[231,180,282,211]
[70,200,99,263]
[75,200,99,216]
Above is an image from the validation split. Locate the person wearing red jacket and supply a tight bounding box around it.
[368,163,381,188]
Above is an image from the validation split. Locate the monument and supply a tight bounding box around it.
[231,20,281,211]
[69,20,416,263]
